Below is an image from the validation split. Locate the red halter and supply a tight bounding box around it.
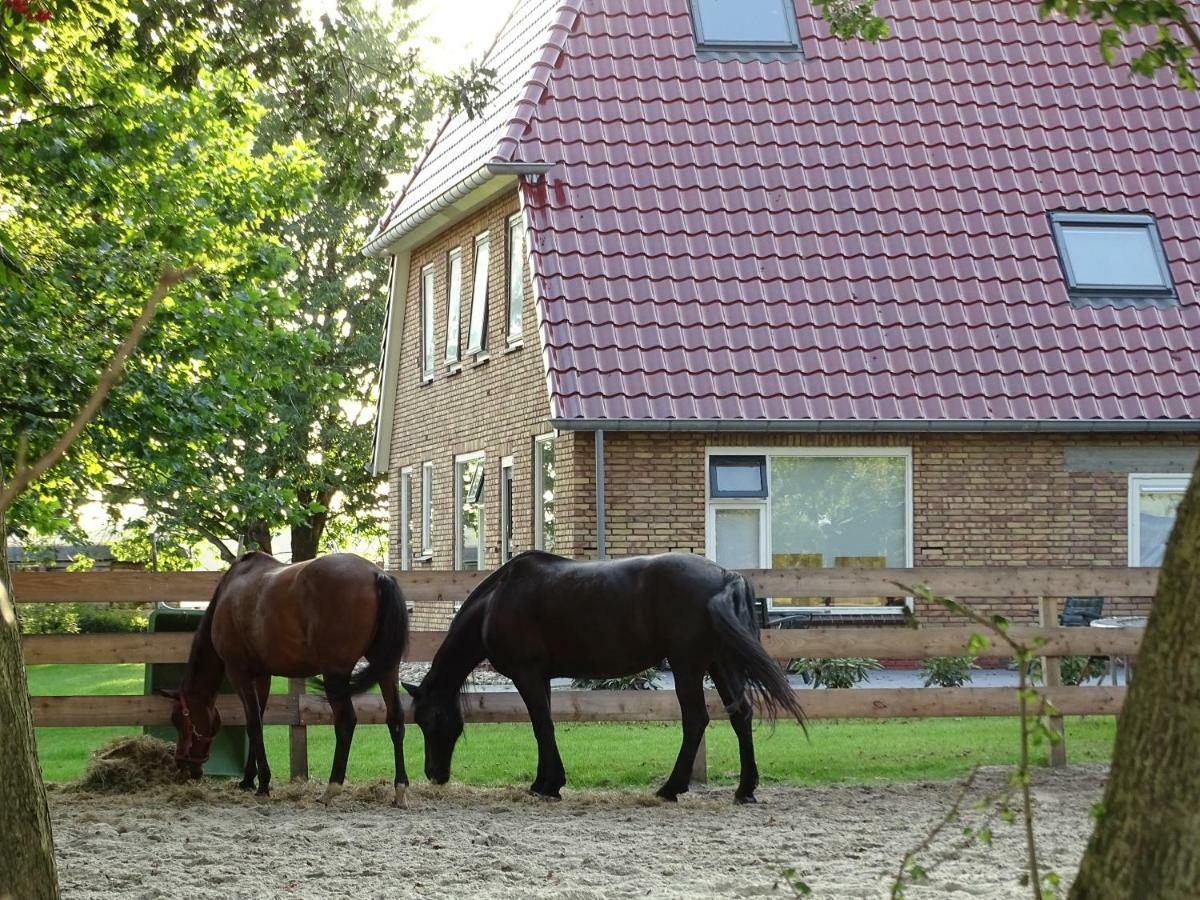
[176,691,215,767]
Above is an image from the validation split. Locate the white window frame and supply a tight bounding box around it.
[1127,473,1189,567]
[704,447,914,615]
[690,0,802,51]
[533,433,556,551]
[419,461,433,558]
[499,456,514,563]
[454,451,486,570]
[705,502,769,567]
[398,467,413,571]
[506,213,525,342]
[466,232,490,355]
[444,248,463,365]
[419,264,435,379]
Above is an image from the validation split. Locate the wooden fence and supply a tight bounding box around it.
[14,566,1155,778]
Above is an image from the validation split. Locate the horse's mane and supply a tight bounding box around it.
[184,552,256,675]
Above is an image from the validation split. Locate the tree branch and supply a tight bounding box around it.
[0,268,195,513]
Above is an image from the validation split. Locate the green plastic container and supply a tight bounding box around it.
[144,604,248,777]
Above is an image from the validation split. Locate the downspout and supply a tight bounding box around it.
[595,429,606,560]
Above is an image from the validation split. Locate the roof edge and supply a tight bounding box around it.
[362,161,552,258]
[551,417,1200,434]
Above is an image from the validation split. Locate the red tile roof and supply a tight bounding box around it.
[511,0,1200,426]
[384,0,1200,428]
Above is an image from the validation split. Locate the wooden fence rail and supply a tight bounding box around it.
[11,565,1160,604]
[21,625,1145,667]
[16,566,1154,779]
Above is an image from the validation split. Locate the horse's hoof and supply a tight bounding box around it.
[529,787,561,801]
[393,784,409,809]
[655,788,680,802]
[735,793,758,805]
[318,782,343,806]
[238,780,255,792]
[256,787,270,797]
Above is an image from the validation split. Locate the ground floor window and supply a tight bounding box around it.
[500,456,514,562]
[420,461,433,557]
[706,448,912,611]
[398,467,413,570]
[455,453,485,570]
[534,434,556,552]
[1128,473,1188,566]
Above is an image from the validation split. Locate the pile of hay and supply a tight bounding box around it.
[78,736,179,793]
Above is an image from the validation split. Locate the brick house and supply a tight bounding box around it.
[364,0,1200,628]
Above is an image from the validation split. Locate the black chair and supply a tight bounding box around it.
[1059,597,1104,627]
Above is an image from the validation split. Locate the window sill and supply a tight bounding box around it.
[445,363,463,376]
[419,374,434,386]
[416,553,433,563]
[470,353,490,368]
[504,339,524,353]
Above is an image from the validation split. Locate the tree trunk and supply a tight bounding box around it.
[1070,465,1200,899]
[0,504,60,899]
[241,522,273,556]
[289,498,329,563]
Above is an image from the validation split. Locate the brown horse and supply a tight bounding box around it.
[157,551,410,806]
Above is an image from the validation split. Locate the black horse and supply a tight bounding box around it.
[403,551,804,803]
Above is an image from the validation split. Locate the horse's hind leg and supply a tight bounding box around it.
[380,666,409,808]
[320,674,356,805]
[238,675,271,791]
[657,663,710,802]
[710,663,758,803]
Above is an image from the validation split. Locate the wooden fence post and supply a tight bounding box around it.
[1039,597,1067,767]
[288,678,309,781]
[691,733,707,785]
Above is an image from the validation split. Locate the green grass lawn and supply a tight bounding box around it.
[27,663,1117,786]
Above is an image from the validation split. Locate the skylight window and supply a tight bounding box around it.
[1049,212,1176,306]
[690,0,801,50]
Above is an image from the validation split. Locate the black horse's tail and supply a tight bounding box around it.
[345,572,410,695]
[709,571,806,729]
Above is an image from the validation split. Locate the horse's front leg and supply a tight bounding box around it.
[232,671,271,796]
[657,662,709,801]
[511,670,564,799]
[238,675,271,791]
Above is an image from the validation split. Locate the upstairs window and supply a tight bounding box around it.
[444,248,463,365]
[467,232,490,354]
[690,0,801,50]
[1049,212,1176,306]
[419,265,435,379]
[506,214,526,341]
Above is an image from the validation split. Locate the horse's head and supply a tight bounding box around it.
[403,680,462,785]
[156,688,221,779]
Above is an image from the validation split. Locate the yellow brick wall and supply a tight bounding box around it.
[386,191,557,628]
[574,431,1197,623]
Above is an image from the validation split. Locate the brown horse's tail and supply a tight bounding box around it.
[709,571,806,730]
[346,572,410,695]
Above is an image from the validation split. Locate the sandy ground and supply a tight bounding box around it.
[48,767,1106,899]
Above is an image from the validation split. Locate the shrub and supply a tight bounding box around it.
[789,657,881,689]
[77,605,149,634]
[18,603,148,635]
[1015,655,1109,686]
[919,655,977,687]
[18,603,80,635]
[572,668,661,690]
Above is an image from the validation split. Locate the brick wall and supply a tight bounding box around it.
[573,431,1197,623]
[386,190,555,629]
